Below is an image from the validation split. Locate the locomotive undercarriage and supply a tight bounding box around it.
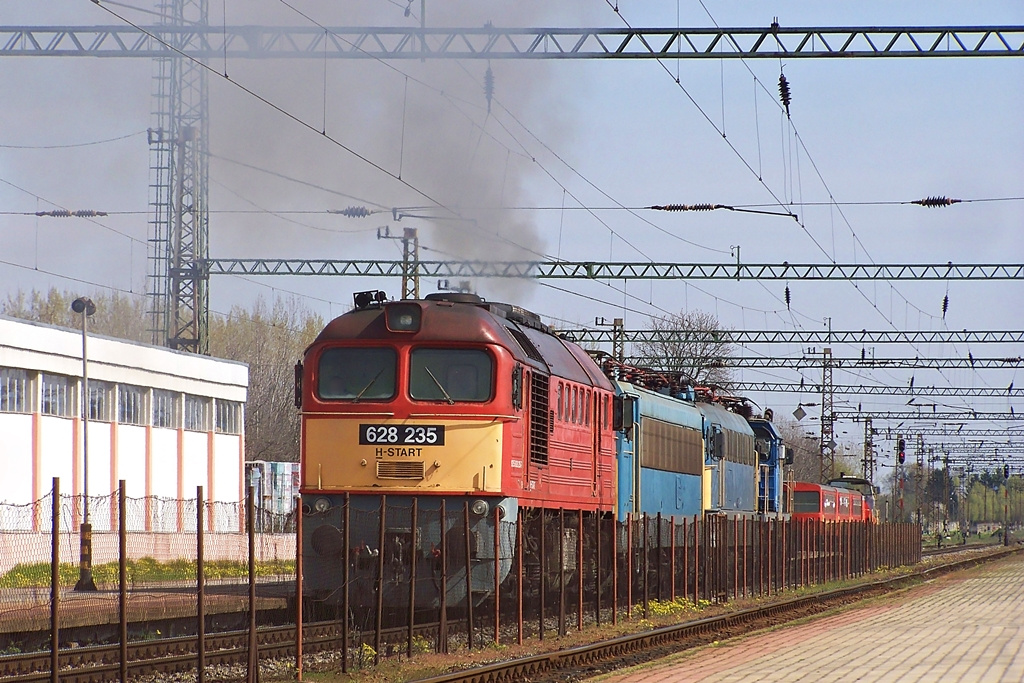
[301,494,517,622]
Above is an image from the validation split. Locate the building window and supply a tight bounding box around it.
[0,368,29,413]
[153,389,179,428]
[118,384,146,425]
[215,400,242,434]
[185,395,211,431]
[41,374,73,417]
[88,381,113,422]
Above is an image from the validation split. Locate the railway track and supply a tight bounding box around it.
[0,618,446,683]
[1,546,1015,683]
[410,546,1022,683]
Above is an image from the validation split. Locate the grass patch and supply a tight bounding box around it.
[0,557,295,588]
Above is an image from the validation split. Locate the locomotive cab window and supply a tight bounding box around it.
[792,490,820,513]
[410,348,493,402]
[318,347,397,401]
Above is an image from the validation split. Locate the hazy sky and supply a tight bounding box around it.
[2,1,1022,466]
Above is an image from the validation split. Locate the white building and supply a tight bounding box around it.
[0,315,248,531]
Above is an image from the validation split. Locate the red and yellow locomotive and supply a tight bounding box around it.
[298,291,616,611]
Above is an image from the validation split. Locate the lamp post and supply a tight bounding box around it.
[73,296,97,592]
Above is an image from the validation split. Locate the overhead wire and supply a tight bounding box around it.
[0,130,146,149]
[89,1,453,215]
[619,2,1001,401]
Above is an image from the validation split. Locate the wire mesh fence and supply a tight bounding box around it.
[1,482,923,676]
[0,479,295,654]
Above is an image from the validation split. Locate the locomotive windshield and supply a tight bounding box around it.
[409,348,493,402]
[318,347,397,401]
[792,490,820,513]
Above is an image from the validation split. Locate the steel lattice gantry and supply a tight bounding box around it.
[728,383,1024,398]
[559,329,1024,345]
[201,259,1024,280]
[619,356,1021,369]
[3,25,1022,59]
[835,410,1023,422]
[5,17,1022,351]
[146,0,210,353]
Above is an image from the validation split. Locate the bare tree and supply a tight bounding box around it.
[3,288,149,343]
[631,309,735,388]
[208,296,323,463]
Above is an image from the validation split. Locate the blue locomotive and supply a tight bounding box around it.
[611,372,785,521]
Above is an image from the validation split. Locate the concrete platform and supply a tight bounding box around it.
[597,552,1024,683]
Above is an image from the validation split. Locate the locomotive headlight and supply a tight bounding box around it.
[385,302,421,332]
[313,497,331,513]
[471,499,489,516]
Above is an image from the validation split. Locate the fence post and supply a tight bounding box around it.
[558,509,568,635]
[693,515,700,606]
[439,499,447,654]
[517,507,524,645]
[376,496,387,662]
[495,504,501,644]
[681,517,688,605]
[611,515,618,626]
[464,500,474,650]
[246,485,257,683]
[595,512,602,626]
[626,513,633,620]
[538,509,545,640]
[197,487,207,683]
[642,513,649,620]
[342,493,350,670]
[577,511,584,632]
[733,516,741,602]
[408,498,418,658]
[116,481,127,683]
[670,515,676,602]
[656,512,663,603]
[50,477,59,683]
[293,493,300,681]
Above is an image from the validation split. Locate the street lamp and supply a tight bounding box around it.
[72,296,97,592]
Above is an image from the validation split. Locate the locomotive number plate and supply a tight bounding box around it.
[359,424,445,446]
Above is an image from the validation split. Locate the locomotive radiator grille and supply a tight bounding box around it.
[376,461,425,479]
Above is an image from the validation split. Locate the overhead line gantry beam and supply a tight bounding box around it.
[3,25,1022,59]
[882,428,1024,439]
[562,329,1024,345]
[621,356,1022,369]
[731,383,1024,398]
[201,259,1024,280]
[834,411,1022,422]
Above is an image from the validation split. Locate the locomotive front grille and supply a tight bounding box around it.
[376,461,425,479]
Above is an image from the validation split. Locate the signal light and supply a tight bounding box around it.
[897,438,906,465]
[1005,464,1011,479]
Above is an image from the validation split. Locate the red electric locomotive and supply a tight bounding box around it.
[298,291,616,612]
[786,481,872,522]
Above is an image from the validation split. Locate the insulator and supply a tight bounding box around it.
[336,206,371,218]
[942,294,949,317]
[778,73,792,116]
[784,285,791,309]
[912,196,961,208]
[484,65,495,113]
[650,203,717,212]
